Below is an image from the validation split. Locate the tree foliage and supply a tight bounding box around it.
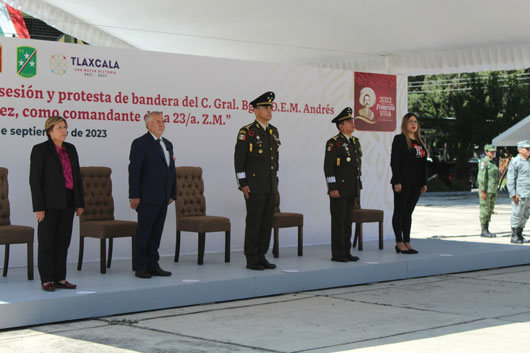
[409,69,530,178]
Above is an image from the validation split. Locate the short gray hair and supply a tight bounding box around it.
[144,111,163,122]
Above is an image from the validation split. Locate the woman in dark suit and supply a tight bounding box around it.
[30,116,84,291]
[390,113,427,254]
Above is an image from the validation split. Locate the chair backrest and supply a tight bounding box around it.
[274,190,281,213]
[80,167,115,223]
[0,168,10,226]
[175,166,206,218]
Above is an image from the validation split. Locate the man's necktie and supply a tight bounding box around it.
[156,139,167,165]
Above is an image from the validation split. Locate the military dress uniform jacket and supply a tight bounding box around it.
[234,121,280,194]
[477,156,499,194]
[324,134,362,197]
[507,155,530,199]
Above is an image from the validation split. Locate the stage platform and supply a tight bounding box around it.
[1,238,530,330]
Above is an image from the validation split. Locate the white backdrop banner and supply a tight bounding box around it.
[0,37,407,267]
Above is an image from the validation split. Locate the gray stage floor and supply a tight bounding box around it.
[1,238,530,330]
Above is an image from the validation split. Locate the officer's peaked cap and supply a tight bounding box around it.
[250,91,275,108]
[331,107,353,124]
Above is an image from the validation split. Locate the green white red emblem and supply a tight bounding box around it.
[17,46,37,78]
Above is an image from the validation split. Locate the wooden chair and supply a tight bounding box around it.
[175,167,230,265]
[352,196,384,251]
[78,167,137,274]
[272,191,303,258]
[0,167,34,280]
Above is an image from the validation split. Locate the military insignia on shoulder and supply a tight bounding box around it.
[238,132,246,141]
[248,130,255,137]
[327,143,333,152]
[481,161,485,169]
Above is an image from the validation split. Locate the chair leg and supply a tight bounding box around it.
[379,221,384,249]
[224,231,230,263]
[100,238,107,274]
[298,225,303,256]
[198,232,205,265]
[2,244,9,277]
[353,223,358,248]
[174,230,181,262]
[27,241,34,280]
[358,224,363,251]
[273,227,279,258]
[77,236,84,271]
[107,238,113,269]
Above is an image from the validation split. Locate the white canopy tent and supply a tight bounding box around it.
[492,115,530,147]
[8,0,530,75]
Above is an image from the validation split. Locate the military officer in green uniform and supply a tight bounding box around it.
[324,107,362,262]
[234,91,280,270]
[477,144,499,238]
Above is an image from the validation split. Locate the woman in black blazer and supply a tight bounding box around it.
[390,113,427,254]
[30,116,85,291]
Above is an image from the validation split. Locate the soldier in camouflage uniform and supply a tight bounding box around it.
[507,140,530,244]
[477,144,499,238]
[234,92,280,270]
[324,107,362,262]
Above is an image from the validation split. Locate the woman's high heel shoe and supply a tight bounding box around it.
[395,245,412,254]
[407,248,419,254]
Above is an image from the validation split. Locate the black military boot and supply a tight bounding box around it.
[511,227,524,244]
[481,224,494,238]
[485,223,496,237]
[480,223,490,238]
[517,227,528,243]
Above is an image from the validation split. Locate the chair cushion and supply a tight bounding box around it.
[80,220,137,238]
[273,212,303,228]
[352,209,384,223]
[0,225,34,244]
[177,216,230,233]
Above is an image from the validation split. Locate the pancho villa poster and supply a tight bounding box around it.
[354,72,396,132]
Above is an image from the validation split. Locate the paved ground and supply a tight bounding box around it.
[1,192,529,353]
[414,191,514,241]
